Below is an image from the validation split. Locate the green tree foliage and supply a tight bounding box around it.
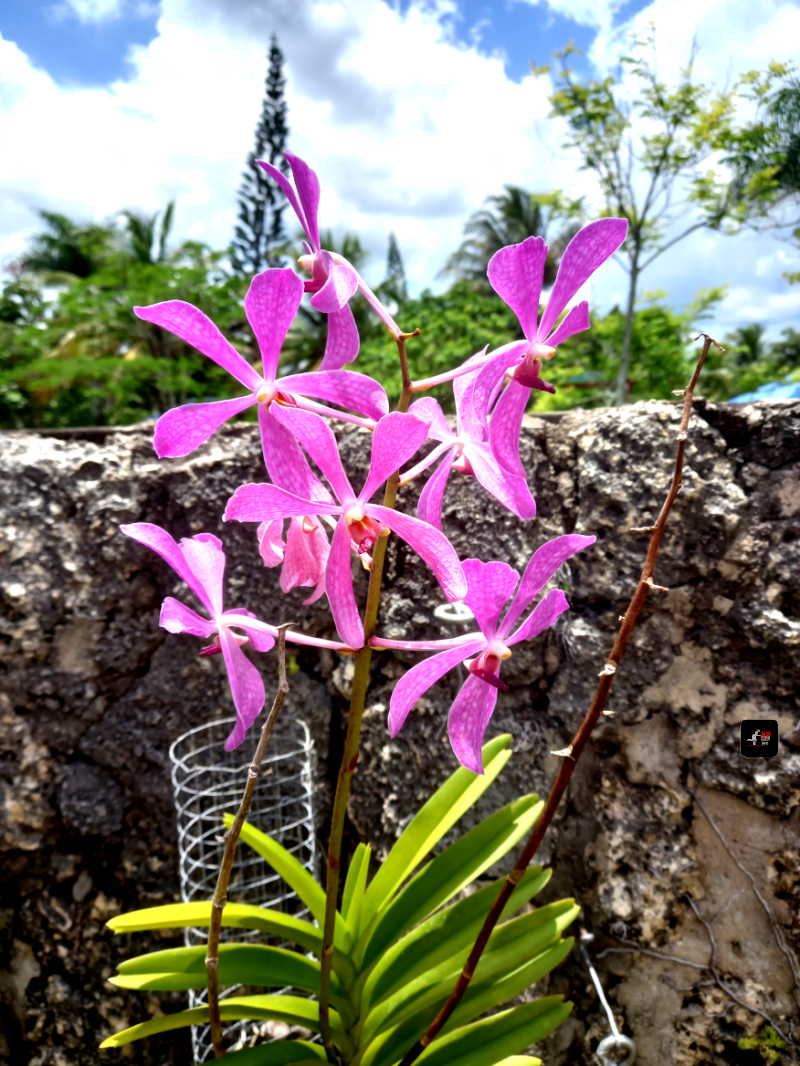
[441,186,584,294]
[121,201,175,265]
[542,35,764,404]
[231,35,290,276]
[384,231,408,305]
[20,210,116,279]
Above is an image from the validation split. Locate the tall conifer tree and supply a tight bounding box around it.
[231,36,289,275]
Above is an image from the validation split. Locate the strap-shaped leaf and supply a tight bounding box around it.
[493,1060,541,1066]
[358,867,550,1014]
[99,995,353,1056]
[224,815,347,949]
[202,1041,327,1064]
[358,901,577,1046]
[359,734,513,936]
[111,943,351,1021]
[357,794,543,972]
[106,902,355,985]
[355,995,570,1066]
[342,841,371,945]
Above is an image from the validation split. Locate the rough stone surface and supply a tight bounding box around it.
[1,400,799,1065]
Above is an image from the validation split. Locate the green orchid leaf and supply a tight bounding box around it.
[218,1044,327,1065]
[359,735,513,937]
[493,1060,541,1065]
[99,995,352,1057]
[106,902,355,986]
[223,816,347,950]
[358,900,578,1046]
[357,794,543,973]
[358,867,551,1014]
[356,995,570,1066]
[342,841,371,944]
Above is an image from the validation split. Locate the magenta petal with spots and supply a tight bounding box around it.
[538,218,628,340]
[467,444,536,522]
[409,397,454,443]
[359,412,430,503]
[225,483,338,524]
[447,674,499,774]
[244,270,304,381]
[310,252,359,313]
[219,627,267,752]
[279,370,388,422]
[320,304,360,370]
[462,559,520,639]
[257,520,285,567]
[325,517,365,649]
[487,237,549,343]
[257,406,334,504]
[499,534,596,639]
[134,301,263,391]
[370,505,467,602]
[387,640,486,737]
[120,523,212,612]
[280,517,329,605]
[153,395,257,459]
[508,587,570,645]
[160,597,216,638]
[543,301,590,349]
[284,152,321,251]
[270,406,354,504]
[417,447,457,531]
[179,533,226,615]
[220,609,276,653]
[487,379,530,478]
[257,160,314,247]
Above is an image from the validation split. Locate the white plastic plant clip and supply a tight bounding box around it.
[580,930,636,1066]
[434,600,475,625]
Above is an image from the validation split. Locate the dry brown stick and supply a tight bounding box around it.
[398,335,721,1066]
[206,624,293,1058]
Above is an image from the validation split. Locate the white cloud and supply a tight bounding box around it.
[48,0,158,22]
[0,0,798,346]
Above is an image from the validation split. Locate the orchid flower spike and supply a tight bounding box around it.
[224,408,467,649]
[120,523,354,750]
[468,218,627,478]
[402,379,536,529]
[371,534,595,773]
[257,152,401,365]
[135,267,388,464]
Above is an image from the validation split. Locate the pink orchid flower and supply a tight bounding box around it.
[371,534,595,773]
[256,515,331,605]
[134,268,388,464]
[120,523,353,751]
[468,218,627,479]
[401,366,537,529]
[224,408,468,649]
[257,152,401,367]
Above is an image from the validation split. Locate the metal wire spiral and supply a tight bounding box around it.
[169,716,317,1063]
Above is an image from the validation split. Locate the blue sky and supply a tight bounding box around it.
[1,0,799,341]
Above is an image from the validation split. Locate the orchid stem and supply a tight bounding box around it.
[206,625,293,1058]
[396,335,720,1066]
[318,331,416,1061]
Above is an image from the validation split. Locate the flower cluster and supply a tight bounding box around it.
[123,153,625,766]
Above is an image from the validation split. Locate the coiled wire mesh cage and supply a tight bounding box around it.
[169,716,317,1064]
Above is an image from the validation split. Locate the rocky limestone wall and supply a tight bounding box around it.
[1,400,799,1066]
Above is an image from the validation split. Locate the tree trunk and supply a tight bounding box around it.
[615,261,639,406]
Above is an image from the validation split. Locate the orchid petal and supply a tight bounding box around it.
[120,523,213,614]
[153,395,256,459]
[280,370,388,422]
[281,517,329,605]
[244,269,304,383]
[471,341,527,427]
[359,412,430,504]
[310,252,359,314]
[159,597,216,638]
[221,608,276,653]
[326,517,365,649]
[447,674,499,775]
[218,627,266,751]
[487,237,549,343]
[543,301,591,349]
[499,534,596,639]
[285,152,321,252]
[370,504,467,601]
[319,304,360,371]
[134,301,262,391]
[225,483,338,524]
[258,405,333,504]
[538,218,628,340]
[462,559,520,641]
[417,447,457,531]
[387,639,486,737]
[257,520,285,567]
[178,533,226,616]
[467,443,537,522]
[269,405,354,504]
[507,587,570,645]
[355,273,400,336]
[371,632,483,652]
[408,398,454,443]
[257,159,315,250]
[453,361,487,443]
[488,379,530,478]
